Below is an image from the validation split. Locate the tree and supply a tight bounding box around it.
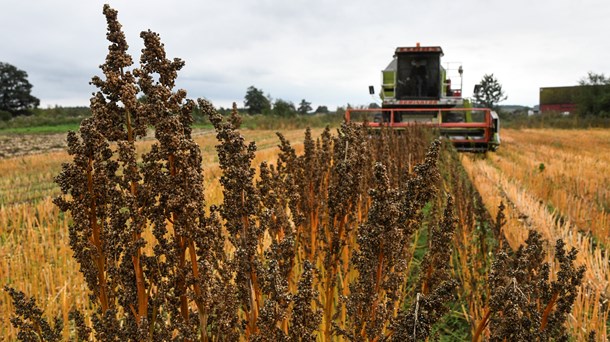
[272,99,296,117]
[297,99,312,115]
[336,106,346,117]
[576,72,610,117]
[473,73,507,110]
[314,105,329,114]
[0,62,40,115]
[244,85,271,115]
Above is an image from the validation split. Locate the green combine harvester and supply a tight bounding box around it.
[346,44,500,152]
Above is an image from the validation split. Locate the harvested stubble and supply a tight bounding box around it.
[491,129,609,244]
[0,152,69,205]
[461,146,609,341]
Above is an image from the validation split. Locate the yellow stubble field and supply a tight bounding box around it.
[462,128,610,340]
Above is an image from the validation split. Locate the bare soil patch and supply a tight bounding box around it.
[0,133,67,158]
[0,129,217,159]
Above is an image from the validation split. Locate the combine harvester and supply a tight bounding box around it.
[345,44,500,152]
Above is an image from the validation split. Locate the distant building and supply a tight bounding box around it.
[539,86,579,114]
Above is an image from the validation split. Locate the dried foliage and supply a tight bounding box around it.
[3,287,63,342]
[485,230,585,341]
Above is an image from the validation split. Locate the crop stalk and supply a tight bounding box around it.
[363,247,386,337]
[473,308,491,342]
[126,110,147,322]
[86,156,109,313]
[323,218,340,340]
[167,153,190,324]
[540,291,559,331]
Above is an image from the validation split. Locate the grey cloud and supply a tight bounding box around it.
[2,0,609,108]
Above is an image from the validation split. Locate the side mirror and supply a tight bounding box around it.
[369,85,375,95]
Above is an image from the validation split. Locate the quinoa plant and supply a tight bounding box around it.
[291,126,333,263]
[51,5,238,340]
[473,230,586,341]
[203,97,264,338]
[3,287,63,342]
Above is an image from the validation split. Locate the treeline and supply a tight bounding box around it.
[242,85,334,116]
[0,103,346,132]
[0,106,91,131]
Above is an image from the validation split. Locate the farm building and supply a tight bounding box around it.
[539,86,579,114]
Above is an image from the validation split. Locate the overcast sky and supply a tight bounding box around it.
[1,0,608,109]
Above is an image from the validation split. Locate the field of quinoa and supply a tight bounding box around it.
[1,4,608,341]
[3,124,608,341]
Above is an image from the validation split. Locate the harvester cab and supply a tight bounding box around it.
[346,44,500,152]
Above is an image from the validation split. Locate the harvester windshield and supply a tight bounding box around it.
[396,54,441,99]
